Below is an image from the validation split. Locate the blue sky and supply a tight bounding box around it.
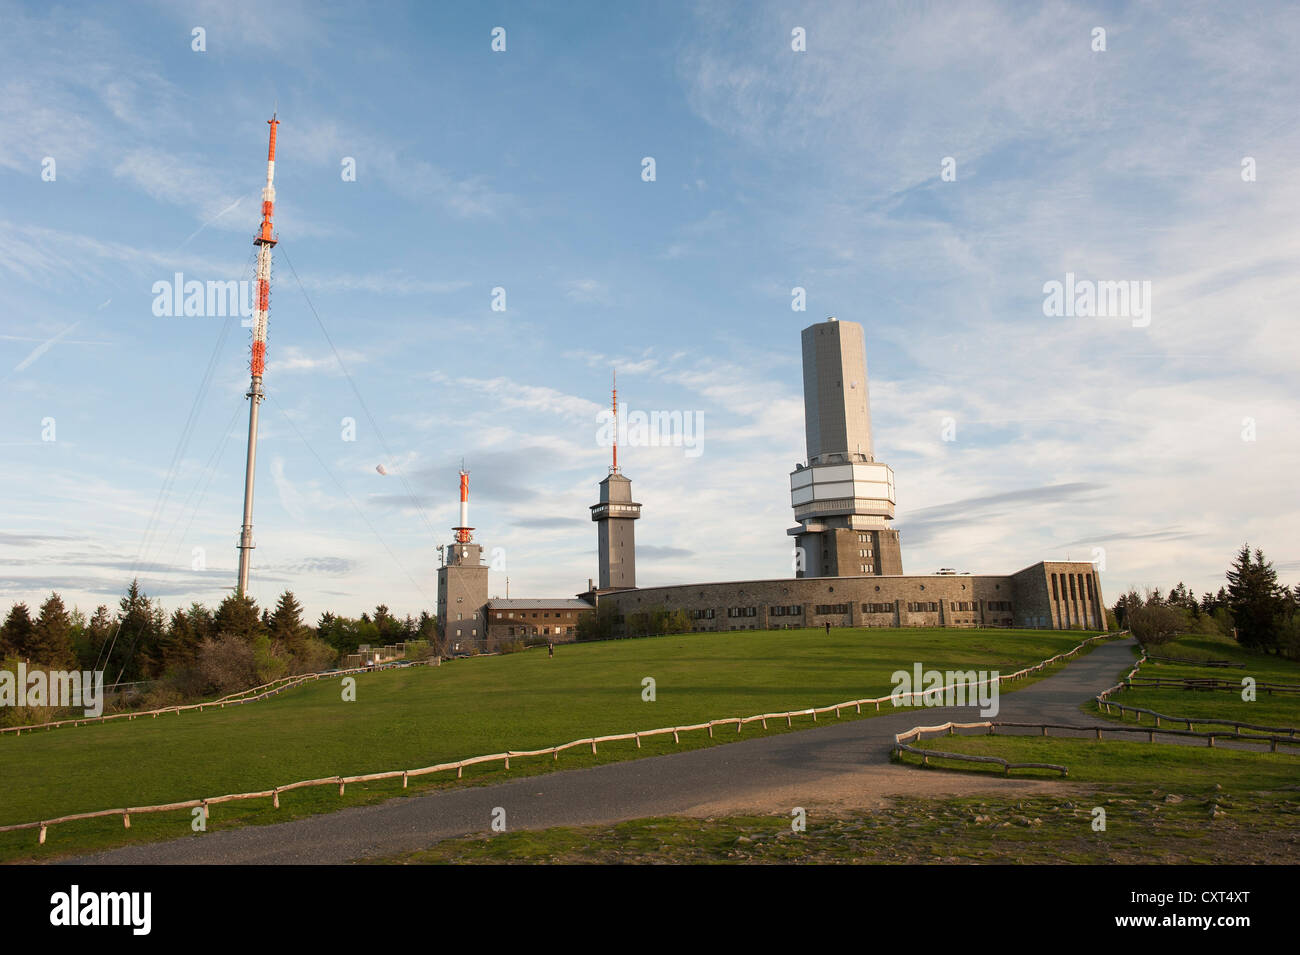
[2,0,1298,621]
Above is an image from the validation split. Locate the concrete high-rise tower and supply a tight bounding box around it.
[591,376,640,590]
[787,317,903,577]
[437,468,489,651]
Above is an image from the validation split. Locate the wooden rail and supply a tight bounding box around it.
[1123,677,1300,694]
[0,658,439,736]
[0,633,1123,845]
[1144,655,1245,669]
[893,715,1300,781]
[892,721,1068,776]
[1095,699,1299,738]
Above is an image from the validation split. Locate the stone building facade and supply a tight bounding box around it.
[436,540,489,654]
[596,560,1105,634]
[484,598,595,646]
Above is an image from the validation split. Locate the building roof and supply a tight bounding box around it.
[486,598,596,610]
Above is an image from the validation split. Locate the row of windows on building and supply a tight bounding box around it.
[685,600,1017,619]
[493,611,579,620]
[1051,572,1096,603]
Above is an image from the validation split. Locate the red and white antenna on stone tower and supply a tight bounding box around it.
[236,113,280,595]
[453,464,474,543]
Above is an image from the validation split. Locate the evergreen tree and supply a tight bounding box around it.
[268,590,310,654]
[79,605,113,670]
[372,604,402,643]
[186,602,215,644]
[0,602,36,658]
[1226,544,1286,650]
[213,592,265,642]
[31,593,76,668]
[159,605,208,670]
[1168,582,1198,616]
[112,579,163,683]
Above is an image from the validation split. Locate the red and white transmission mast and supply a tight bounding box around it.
[236,113,280,595]
[452,467,474,543]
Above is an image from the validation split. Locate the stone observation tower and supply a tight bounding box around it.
[788,317,903,577]
[437,467,489,650]
[591,375,641,590]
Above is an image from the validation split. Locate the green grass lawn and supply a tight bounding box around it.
[1093,633,1300,728]
[895,734,1300,788]
[0,626,1099,861]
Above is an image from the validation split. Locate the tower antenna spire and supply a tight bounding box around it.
[453,465,474,544]
[236,112,280,596]
[611,368,618,473]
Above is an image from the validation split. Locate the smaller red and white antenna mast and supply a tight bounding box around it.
[610,369,619,473]
[236,113,280,595]
[453,463,474,543]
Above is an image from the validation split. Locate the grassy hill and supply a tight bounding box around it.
[0,626,1099,860]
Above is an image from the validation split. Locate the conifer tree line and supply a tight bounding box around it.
[0,582,439,714]
[1113,544,1300,655]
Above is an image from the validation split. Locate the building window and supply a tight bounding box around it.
[815,603,849,615]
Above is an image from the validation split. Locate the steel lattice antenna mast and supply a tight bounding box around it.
[236,113,280,596]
